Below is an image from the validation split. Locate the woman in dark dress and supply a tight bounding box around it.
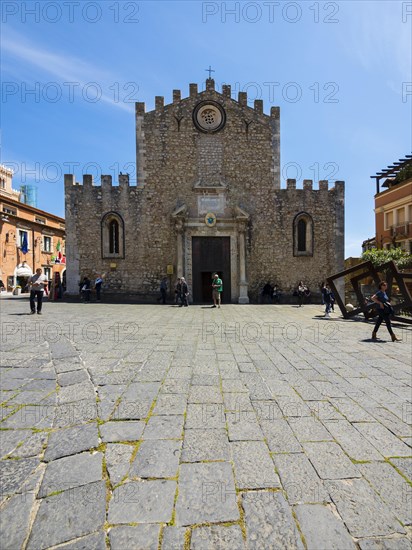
[371,281,401,342]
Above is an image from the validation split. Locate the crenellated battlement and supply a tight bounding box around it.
[285,179,345,193]
[64,173,130,188]
[134,78,279,117]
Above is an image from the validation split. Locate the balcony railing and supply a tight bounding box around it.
[391,222,411,237]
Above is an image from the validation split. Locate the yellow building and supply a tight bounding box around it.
[0,165,66,292]
[371,155,412,253]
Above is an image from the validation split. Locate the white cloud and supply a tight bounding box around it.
[2,30,134,112]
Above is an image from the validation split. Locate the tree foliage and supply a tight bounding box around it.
[362,247,412,270]
[394,164,412,184]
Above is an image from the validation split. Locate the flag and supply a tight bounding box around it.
[56,239,62,260]
[21,232,28,254]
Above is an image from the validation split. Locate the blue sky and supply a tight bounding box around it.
[2,0,411,257]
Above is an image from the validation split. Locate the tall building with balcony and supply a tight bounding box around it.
[0,165,66,292]
[371,155,412,253]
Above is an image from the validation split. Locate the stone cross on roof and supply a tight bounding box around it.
[205,65,215,79]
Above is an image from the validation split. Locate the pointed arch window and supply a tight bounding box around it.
[109,219,119,254]
[293,212,313,256]
[101,212,125,258]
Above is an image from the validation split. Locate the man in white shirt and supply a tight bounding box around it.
[29,268,48,315]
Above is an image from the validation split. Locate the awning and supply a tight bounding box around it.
[16,266,32,277]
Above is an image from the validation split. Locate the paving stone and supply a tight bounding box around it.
[0,457,38,497]
[105,443,134,485]
[260,419,302,453]
[325,479,406,538]
[359,462,412,525]
[293,383,323,401]
[123,382,161,402]
[294,503,356,549]
[175,462,239,526]
[153,394,187,415]
[0,429,32,458]
[354,423,412,457]
[130,439,181,478]
[39,452,103,497]
[274,453,330,504]
[389,458,412,481]
[190,525,245,549]
[161,526,186,549]
[358,538,412,550]
[330,397,375,422]
[231,441,280,489]
[58,383,96,404]
[109,525,161,550]
[27,481,106,550]
[324,419,383,461]
[14,462,45,497]
[181,428,230,462]
[54,359,83,374]
[57,370,90,387]
[368,408,412,438]
[226,412,264,441]
[166,367,192,379]
[289,416,334,442]
[44,423,99,462]
[191,374,220,386]
[221,379,249,393]
[185,403,226,429]
[14,374,50,388]
[108,480,176,523]
[252,400,283,421]
[307,401,344,421]
[143,415,184,439]
[53,400,97,428]
[52,531,106,549]
[188,386,223,404]
[276,396,312,417]
[0,491,36,550]
[112,398,153,420]
[97,399,117,421]
[161,379,190,394]
[242,491,303,549]
[100,420,145,442]
[8,431,47,458]
[0,405,53,429]
[223,392,254,412]
[303,442,361,480]
[9,390,55,406]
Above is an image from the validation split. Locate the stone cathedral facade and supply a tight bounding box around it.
[65,78,344,303]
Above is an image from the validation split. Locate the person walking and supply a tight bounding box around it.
[175,278,182,304]
[371,281,401,342]
[81,276,91,303]
[160,277,168,305]
[180,277,189,307]
[212,273,222,308]
[296,281,306,307]
[95,275,103,301]
[29,268,48,315]
[321,282,332,318]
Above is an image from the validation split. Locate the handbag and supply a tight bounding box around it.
[383,302,394,315]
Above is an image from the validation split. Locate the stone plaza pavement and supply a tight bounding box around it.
[0,297,411,550]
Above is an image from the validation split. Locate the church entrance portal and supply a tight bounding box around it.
[192,237,231,303]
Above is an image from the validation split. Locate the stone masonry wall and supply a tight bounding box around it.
[65,79,344,302]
